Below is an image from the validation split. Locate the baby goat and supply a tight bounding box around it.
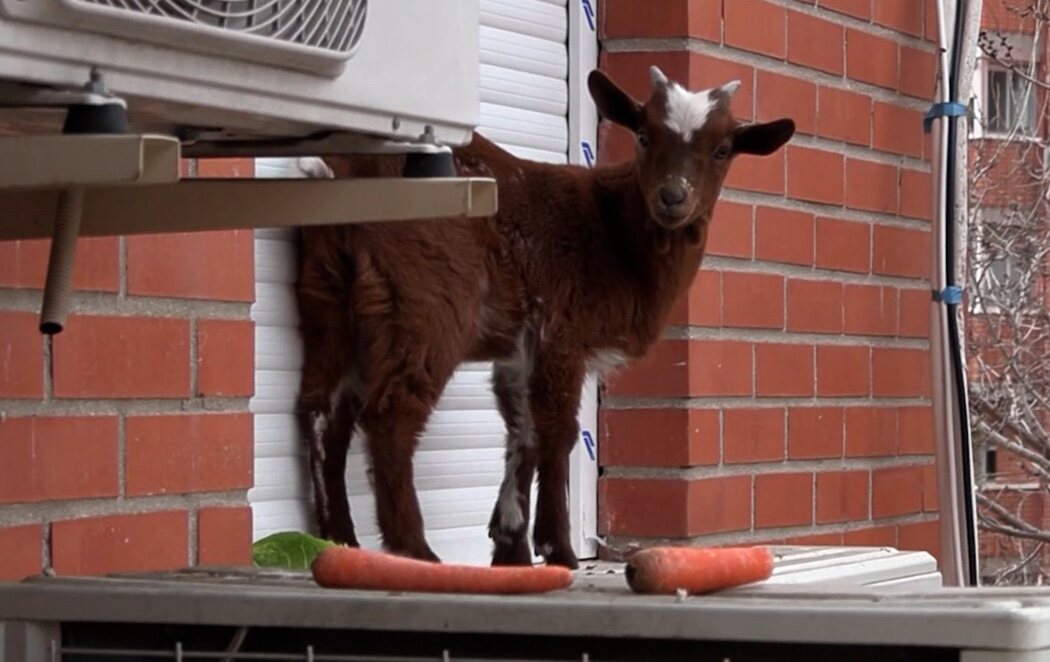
[295,66,795,568]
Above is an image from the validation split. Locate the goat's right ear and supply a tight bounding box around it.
[588,70,643,133]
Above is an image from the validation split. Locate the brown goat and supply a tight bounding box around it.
[295,66,795,568]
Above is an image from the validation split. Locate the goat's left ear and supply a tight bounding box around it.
[733,118,796,156]
[588,69,643,133]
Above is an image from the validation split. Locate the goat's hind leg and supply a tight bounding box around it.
[299,386,360,546]
[359,390,443,562]
[488,360,536,566]
[295,282,360,545]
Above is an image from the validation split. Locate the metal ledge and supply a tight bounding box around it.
[0,134,181,189]
[0,177,498,240]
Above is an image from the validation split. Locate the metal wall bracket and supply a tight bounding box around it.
[0,133,497,335]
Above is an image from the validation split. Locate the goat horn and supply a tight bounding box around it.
[719,80,742,97]
[649,65,669,90]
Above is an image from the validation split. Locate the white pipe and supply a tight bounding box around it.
[930,0,981,587]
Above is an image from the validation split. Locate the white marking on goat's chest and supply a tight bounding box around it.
[586,349,628,376]
[664,84,716,141]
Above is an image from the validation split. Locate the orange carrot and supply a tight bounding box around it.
[311,546,573,595]
[625,546,774,595]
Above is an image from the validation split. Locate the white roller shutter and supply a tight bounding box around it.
[248,0,575,565]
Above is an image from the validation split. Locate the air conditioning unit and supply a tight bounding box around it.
[0,0,480,153]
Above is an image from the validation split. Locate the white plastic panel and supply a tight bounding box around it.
[248,0,580,565]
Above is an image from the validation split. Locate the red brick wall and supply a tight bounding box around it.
[597,0,941,561]
[0,158,255,581]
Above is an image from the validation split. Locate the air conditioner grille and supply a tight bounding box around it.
[69,0,367,54]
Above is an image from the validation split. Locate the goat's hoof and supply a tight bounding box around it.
[538,543,578,570]
[491,539,533,566]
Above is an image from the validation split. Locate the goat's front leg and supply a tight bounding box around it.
[528,350,585,569]
[489,359,537,566]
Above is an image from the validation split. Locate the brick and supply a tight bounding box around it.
[52,511,190,576]
[601,479,689,536]
[197,319,254,397]
[923,464,939,511]
[0,524,43,581]
[873,466,925,518]
[726,151,785,195]
[787,279,844,333]
[0,311,44,398]
[846,158,898,214]
[845,407,899,457]
[126,413,253,496]
[817,345,870,396]
[691,341,754,396]
[787,11,844,75]
[600,0,721,42]
[722,272,785,329]
[786,532,843,546]
[755,473,813,528]
[873,103,924,158]
[52,316,191,398]
[755,207,814,266]
[605,341,689,397]
[723,408,785,464]
[126,230,254,302]
[872,347,931,398]
[0,417,119,504]
[196,158,254,178]
[601,408,720,467]
[198,506,253,566]
[817,86,871,146]
[898,519,941,561]
[900,46,938,100]
[756,343,814,397]
[816,218,871,274]
[671,269,721,327]
[899,406,935,455]
[788,407,844,459]
[873,0,924,37]
[787,146,844,205]
[688,476,752,535]
[847,29,899,89]
[724,0,786,58]
[606,341,753,397]
[0,238,119,291]
[900,168,933,221]
[898,288,931,338]
[820,0,871,20]
[817,470,870,523]
[869,226,928,279]
[844,525,897,547]
[756,71,816,135]
[924,0,937,41]
[844,284,898,336]
[707,200,753,258]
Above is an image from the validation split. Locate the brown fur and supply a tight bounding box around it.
[295,68,795,567]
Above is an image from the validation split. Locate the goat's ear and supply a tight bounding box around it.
[588,70,643,133]
[733,118,796,156]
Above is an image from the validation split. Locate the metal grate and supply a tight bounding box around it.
[67,0,367,54]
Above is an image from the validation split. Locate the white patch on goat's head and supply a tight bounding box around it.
[662,79,741,142]
[663,84,717,142]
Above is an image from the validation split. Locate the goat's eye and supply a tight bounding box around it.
[713,143,731,161]
[636,131,650,149]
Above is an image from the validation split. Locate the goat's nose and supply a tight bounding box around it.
[659,183,688,207]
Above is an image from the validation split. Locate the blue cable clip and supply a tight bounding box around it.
[923,102,968,133]
[932,286,963,305]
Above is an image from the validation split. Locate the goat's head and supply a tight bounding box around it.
[588,66,795,231]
